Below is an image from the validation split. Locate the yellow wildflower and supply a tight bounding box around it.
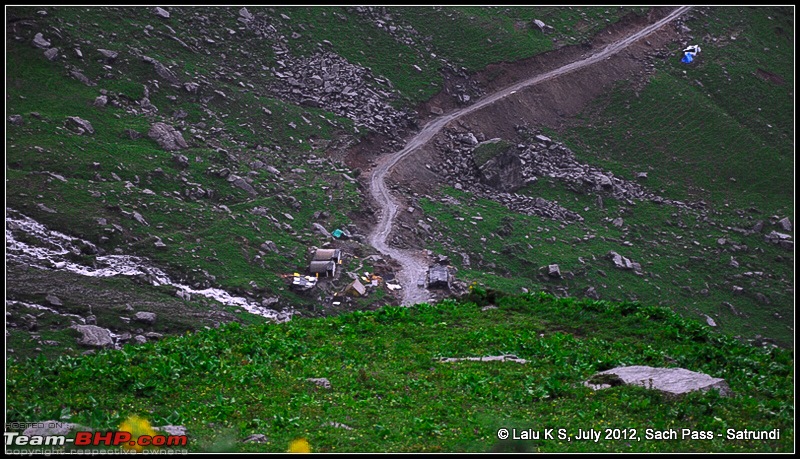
[118,415,157,452]
[288,438,312,453]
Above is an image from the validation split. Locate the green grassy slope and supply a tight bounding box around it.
[6,293,793,452]
[416,6,794,346]
[4,6,649,353]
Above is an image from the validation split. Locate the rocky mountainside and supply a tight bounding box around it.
[6,6,794,361]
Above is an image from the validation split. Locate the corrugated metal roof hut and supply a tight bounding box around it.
[313,248,342,263]
[309,260,336,277]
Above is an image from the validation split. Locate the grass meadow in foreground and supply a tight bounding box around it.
[6,293,793,452]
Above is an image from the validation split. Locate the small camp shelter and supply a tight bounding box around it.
[309,260,336,277]
[345,279,366,297]
[313,248,342,264]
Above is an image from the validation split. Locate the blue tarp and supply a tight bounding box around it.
[681,52,693,64]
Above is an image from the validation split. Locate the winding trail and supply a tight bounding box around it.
[367,7,691,305]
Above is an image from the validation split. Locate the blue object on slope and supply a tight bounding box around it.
[681,52,693,64]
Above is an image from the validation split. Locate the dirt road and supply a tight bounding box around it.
[367,6,691,306]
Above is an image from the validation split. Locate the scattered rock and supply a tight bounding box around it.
[307,377,332,389]
[70,69,96,86]
[45,294,63,306]
[239,7,254,21]
[93,95,108,107]
[260,241,278,253]
[312,223,331,238]
[439,355,528,364]
[155,425,187,436]
[242,434,268,443]
[321,422,353,430]
[605,251,641,273]
[153,7,170,18]
[776,217,792,232]
[65,116,95,135]
[8,114,24,126]
[584,286,601,300]
[172,153,189,168]
[547,264,561,278]
[148,122,188,151]
[764,231,793,250]
[97,49,119,63]
[43,48,59,61]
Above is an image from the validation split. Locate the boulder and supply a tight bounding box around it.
[585,365,732,397]
[547,264,561,278]
[239,7,254,21]
[72,325,114,348]
[172,153,189,168]
[312,223,332,238]
[65,116,95,135]
[153,7,170,18]
[230,176,258,196]
[8,114,24,126]
[764,231,793,251]
[261,241,278,253]
[43,48,59,61]
[46,294,63,306]
[133,311,156,325]
[32,33,51,49]
[478,147,526,192]
[142,56,181,85]
[148,122,188,151]
[70,69,96,86]
[776,217,792,232]
[97,49,118,63]
[93,95,108,107]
